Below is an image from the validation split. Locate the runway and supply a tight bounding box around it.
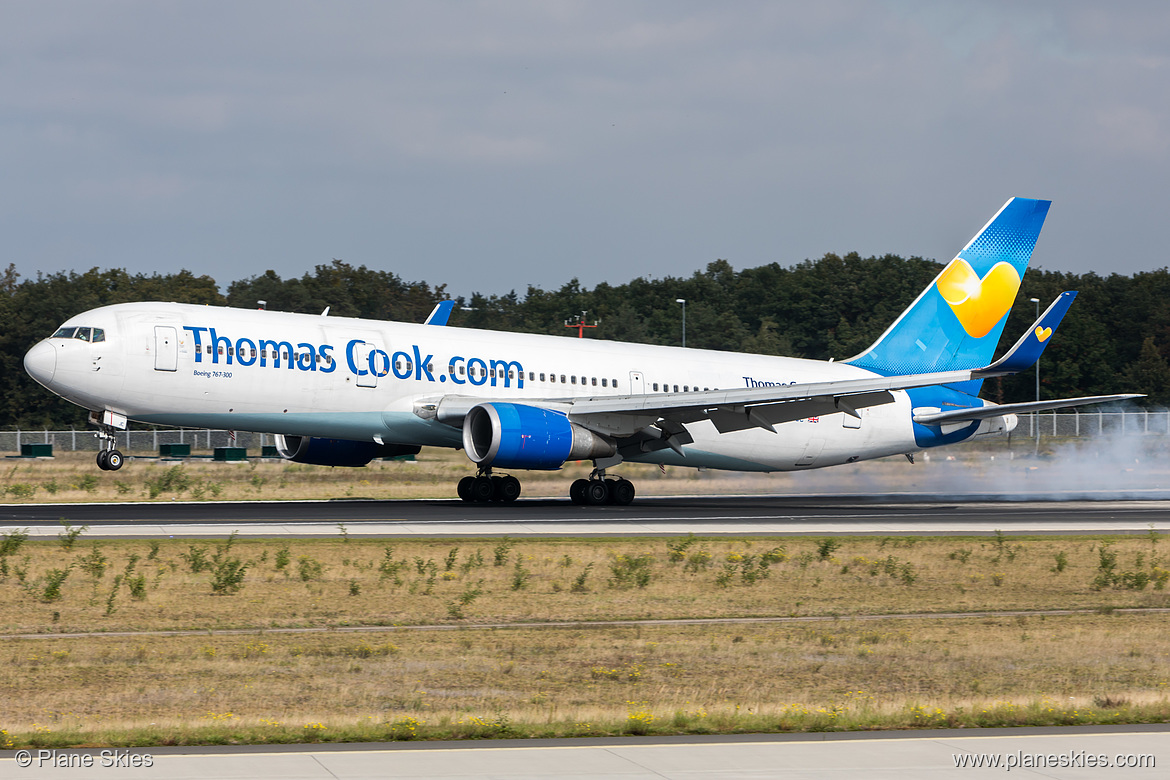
[1,727,1165,778]
[3,493,1170,538]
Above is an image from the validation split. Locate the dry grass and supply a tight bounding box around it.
[2,613,1168,746]
[1,534,1169,634]
[0,449,816,502]
[2,532,1167,746]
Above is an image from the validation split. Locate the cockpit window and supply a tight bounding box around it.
[51,326,104,342]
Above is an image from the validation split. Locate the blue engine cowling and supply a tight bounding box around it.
[274,435,420,467]
[462,403,615,470]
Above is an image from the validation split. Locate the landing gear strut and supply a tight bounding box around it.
[458,469,521,503]
[95,429,124,471]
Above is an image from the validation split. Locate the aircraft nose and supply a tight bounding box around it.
[24,340,57,386]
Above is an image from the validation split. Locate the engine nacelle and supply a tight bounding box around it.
[462,403,615,470]
[274,435,421,467]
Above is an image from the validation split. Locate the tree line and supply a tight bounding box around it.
[3,255,1167,429]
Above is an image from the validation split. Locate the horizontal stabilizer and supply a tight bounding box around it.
[912,394,1145,425]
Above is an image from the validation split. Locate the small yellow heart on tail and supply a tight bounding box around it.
[1034,326,1052,342]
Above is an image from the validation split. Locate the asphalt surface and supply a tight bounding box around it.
[3,493,1170,538]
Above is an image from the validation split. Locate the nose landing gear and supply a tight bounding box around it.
[95,429,124,471]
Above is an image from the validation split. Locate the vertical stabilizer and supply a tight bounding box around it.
[846,197,1051,378]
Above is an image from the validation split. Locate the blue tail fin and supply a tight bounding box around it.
[846,197,1051,378]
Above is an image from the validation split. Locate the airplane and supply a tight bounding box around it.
[23,197,1140,505]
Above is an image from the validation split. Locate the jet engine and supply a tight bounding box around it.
[462,403,615,470]
[274,435,420,467]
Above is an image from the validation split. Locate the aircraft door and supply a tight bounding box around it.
[355,343,377,387]
[154,326,178,372]
[628,371,645,393]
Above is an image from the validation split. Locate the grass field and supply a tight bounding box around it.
[1,531,1168,746]
[2,430,1165,503]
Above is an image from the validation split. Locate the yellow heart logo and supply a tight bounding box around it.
[1034,326,1051,342]
[935,258,1022,338]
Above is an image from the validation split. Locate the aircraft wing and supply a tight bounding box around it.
[564,291,1084,436]
[911,394,1143,425]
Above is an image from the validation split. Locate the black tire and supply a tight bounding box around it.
[489,475,505,502]
[457,476,475,502]
[470,475,495,503]
[106,450,124,471]
[609,479,635,506]
[569,479,589,504]
[96,451,110,470]
[584,480,610,505]
[495,475,521,503]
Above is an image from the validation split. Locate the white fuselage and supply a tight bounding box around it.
[25,302,1009,472]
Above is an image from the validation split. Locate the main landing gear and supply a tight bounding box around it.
[457,470,522,503]
[95,429,124,471]
[455,467,636,506]
[569,468,635,506]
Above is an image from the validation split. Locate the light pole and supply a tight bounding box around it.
[1030,297,1040,450]
[676,299,686,348]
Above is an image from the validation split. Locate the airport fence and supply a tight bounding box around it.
[0,409,1167,454]
[0,428,272,454]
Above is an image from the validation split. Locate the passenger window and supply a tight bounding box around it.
[673,385,679,392]
[540,373,546,381]
[528,372,534,381]
[571,376,577,384]
[591,377,597,386]
[459,365,465,375]
[560,375,566,383]
[52,327,77,339]
[653,383,659,391]
[611,379,617,388]
[228,347,235,357]
[602,378,608,387]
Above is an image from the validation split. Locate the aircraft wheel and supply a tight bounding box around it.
[584,479,610,506]
[470,476,495,503]
[495,475,521,503]
[608,479,635,506]
[569,478,589,504]
[106,450,124,471]
[96,451,110,470]
[457,476,475,502]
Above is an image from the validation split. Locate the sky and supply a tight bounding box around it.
[3,1,1168,297]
